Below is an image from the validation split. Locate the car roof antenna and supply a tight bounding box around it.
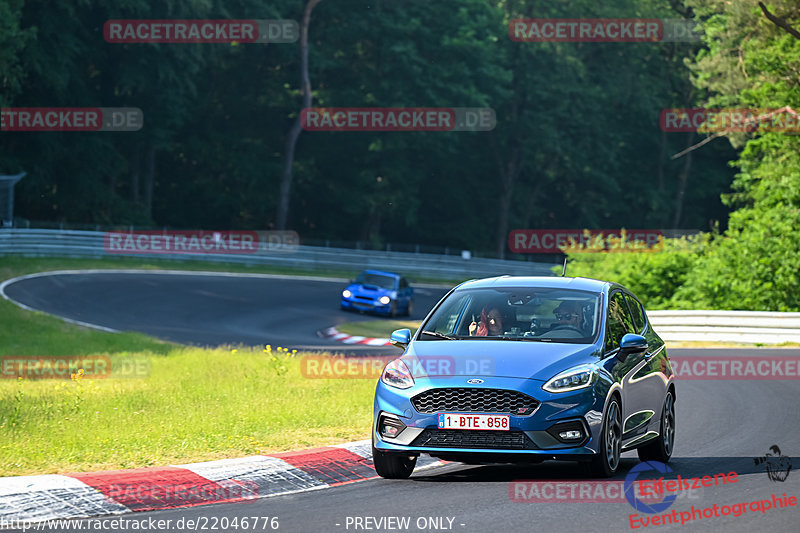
[561,257,568,277]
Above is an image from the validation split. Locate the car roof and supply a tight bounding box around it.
[455,275,611,293]
[360,269,401,278]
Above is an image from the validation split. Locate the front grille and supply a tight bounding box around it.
[411,388,539,415]
[355,296,373,301]
[410,429,535,450]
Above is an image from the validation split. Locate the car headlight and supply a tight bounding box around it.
[379,295,391,305]
[381,359,414,389]
[543,364,596,393]
[342,290,352,298]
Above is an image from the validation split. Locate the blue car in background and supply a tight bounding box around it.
[341,270,414,317]
[372,275,675,479]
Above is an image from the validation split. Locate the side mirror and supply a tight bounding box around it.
[390,328,412,348]
[619,333,648,356]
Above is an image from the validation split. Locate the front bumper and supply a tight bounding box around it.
[341,297,392,314]
[373,375,606,458]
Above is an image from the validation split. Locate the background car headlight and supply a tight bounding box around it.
[543,364,596,393]
[342,289,352,298]
[381,359,414,389]
[379,295,391,305]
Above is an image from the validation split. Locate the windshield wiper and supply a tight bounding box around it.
[420,330,456,340]
[482,335,553,342]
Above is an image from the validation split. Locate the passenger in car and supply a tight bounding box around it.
[468,307,505,336]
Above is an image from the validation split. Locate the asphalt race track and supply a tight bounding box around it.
[71,354,800,533]
[3,270,799,532]
[1,270,449,351]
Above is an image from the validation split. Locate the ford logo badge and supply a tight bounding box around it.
[466,379,484,384]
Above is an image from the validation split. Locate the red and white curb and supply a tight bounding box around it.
[318,326,392,346]
[0,441,442,524]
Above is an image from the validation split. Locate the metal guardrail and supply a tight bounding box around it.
[648,310,800,344]
[3,230,798,343]
[0,229,556,280]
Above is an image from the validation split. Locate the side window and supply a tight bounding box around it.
[606,291,635,351]
[625,294,645,333]
[399,277,408,289]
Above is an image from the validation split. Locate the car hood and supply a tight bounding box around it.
[347,283,393,296]
[401,340,603,382]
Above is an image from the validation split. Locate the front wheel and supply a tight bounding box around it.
[372,445,417,479]
[405,300,414,317]
[637,390,675,463]
[589,396,622,477]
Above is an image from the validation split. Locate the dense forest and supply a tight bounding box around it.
[568,0,800,311]
[2,0,740,257]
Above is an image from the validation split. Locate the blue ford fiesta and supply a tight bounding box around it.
[372,275,675,478]
[341,270,414,317]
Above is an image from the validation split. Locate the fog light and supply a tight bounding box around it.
[379,296,391,305]
[378,414,406,439]
[546,420,588,444]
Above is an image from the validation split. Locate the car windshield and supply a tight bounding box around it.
[419,287,601,344]
[355,272,396,290]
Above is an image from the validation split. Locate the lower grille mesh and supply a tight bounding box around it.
[410,429,535,450]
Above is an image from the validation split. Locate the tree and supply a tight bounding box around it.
[276,0,323,230]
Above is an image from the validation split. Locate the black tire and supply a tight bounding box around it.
[405,300,414,317]
[637,390,675,463]
[390,302,398,318]
[589,396,622,477]
[372,445,417,479]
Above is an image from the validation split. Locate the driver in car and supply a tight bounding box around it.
[551,301,584,333]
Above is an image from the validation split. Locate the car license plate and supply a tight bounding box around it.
[438,413,510,431]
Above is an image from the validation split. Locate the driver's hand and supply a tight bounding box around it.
[468,321,477,335]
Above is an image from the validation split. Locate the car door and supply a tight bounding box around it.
[617,291,666,441]
[605,290,652,444]
[625,292,670,433]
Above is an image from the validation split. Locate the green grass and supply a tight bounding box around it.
[0,256,382,476]
[336,319,422,339]
[0,347,376,476]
